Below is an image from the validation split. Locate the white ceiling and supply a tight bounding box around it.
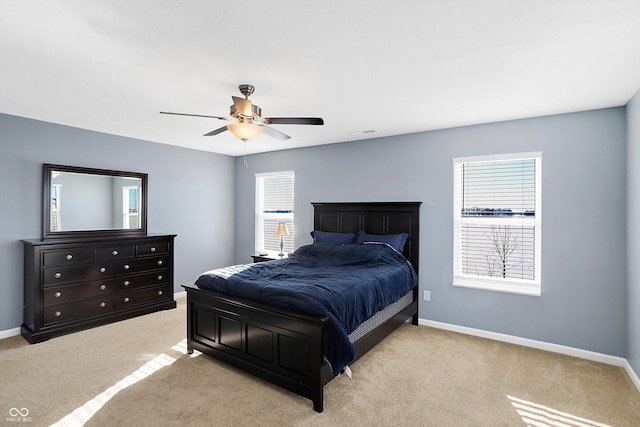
[1,0,639,157]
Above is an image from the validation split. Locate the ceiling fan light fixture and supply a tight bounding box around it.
[227,122,263,141]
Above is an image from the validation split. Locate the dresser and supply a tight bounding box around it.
[22,234,177,343]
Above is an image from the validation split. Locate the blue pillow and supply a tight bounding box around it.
[356,231,409,253]
[310,230,356,244]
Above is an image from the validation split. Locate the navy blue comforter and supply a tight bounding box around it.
[194,242,418,375]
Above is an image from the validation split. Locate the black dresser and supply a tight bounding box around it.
[22,234,177,343]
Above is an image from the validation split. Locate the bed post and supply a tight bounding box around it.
[412,287,419,325]
[312,393,324,413]
[184,285,195,354]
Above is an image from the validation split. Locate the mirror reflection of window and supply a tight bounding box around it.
[51,184,62,231]
[122,186,140,229]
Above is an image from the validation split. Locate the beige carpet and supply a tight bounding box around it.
[1,298,639,427]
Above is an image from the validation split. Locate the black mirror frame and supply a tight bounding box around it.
[43,164,148,240]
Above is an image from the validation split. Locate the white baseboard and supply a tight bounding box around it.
[419,318,640,393]
[624,359,640,391]
[174,290,186,299]
[0,327,21,340]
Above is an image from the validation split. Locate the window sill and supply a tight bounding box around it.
[452,277,541,297]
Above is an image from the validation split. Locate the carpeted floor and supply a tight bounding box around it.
[1,297,639,427]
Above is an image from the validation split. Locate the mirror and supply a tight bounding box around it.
[43,164,148,239]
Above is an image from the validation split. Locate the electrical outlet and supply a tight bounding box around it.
[423,290,431,301]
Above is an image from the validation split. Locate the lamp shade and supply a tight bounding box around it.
[275,222,289,236]
[227,122,263,140]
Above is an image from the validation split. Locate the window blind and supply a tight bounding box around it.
[260,174,294,214]
[459,224,535,280]
[460,158,536,217]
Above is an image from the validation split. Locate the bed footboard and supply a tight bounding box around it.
[183,283,333,412]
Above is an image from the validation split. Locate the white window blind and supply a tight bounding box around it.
[255,171,295,254]
[453,153,542,296]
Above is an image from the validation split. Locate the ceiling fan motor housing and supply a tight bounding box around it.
[238,84,255,98]
[230,103,262,119]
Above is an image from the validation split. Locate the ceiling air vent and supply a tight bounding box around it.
[348,129,378,136]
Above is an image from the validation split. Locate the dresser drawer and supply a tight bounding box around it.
[43,249,93,267]
[43,279,115,306]
[115,256,168,275]
[136,242,169,257]
[43,297,115,325]
[117,285,171,310]
[43,264,112,286]
[117,270,169,291]
[95,245,135,261]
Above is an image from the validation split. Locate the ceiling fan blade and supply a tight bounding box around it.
[260,125,291,141]
[263,117,324,125]
[160,111,228,120]
[232,96,253,117]
[203,126,228,136]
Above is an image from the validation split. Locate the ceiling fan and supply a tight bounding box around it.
[160,84,324,142]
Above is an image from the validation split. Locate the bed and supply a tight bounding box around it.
[182,202,421,412]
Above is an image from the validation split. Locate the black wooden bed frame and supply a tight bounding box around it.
[182,202,421,412]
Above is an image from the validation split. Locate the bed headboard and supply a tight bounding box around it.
[312,202,421,273]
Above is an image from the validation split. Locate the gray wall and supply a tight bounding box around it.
[0,113,236,332]
[235,108,628,357]
[628,90,640,374]
[0,106,633,365]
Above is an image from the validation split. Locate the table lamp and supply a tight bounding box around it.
[275,222,289,257]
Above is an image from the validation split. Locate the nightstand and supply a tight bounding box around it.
[251,252,287,263]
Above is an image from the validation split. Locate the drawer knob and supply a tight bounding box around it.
[123,297,130,303]
[150,247,156,252]
[112,250,119,256]
[158,290,163,296]
[100,284,107,291]
[157,275,163,281]
[100,267,106,273]
[66,254,73,260]
[124,264,130,270]
[123,280,130,287]
[54,291,62,298]
[100,302,106,308]
[157,260,163,266]
[54,310,61,317]
[54,272,62,279]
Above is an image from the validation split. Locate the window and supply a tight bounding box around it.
[50,184,62,231]
[255,171,294,254]
[453,152,542,296]
[122,186,140,229]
